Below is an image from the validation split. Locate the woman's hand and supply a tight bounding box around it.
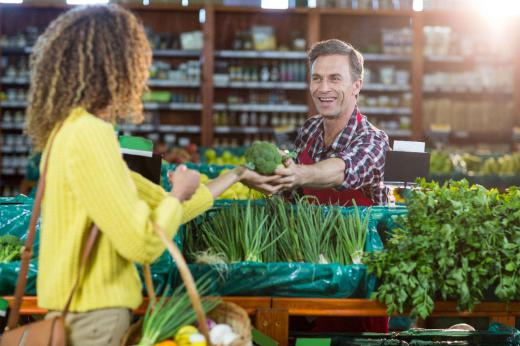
[237,166,282,195]
[169,165,200,202]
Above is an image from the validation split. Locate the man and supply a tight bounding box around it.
[243,39,390,333]
[271,38,390,206]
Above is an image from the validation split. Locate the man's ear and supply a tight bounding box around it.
[353,79,363,96]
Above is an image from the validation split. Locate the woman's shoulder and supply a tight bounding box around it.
[65,107,113,135]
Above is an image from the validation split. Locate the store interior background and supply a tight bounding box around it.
[1,0,519,196]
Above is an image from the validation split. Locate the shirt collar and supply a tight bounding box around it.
[329,106,359,151]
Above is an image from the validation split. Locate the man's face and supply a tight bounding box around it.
[310,54,362,119]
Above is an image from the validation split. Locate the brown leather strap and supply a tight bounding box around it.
[6,126,60,330]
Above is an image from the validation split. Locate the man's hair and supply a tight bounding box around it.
[308,39,364,82]
[26,5,152,149]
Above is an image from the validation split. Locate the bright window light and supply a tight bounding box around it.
[261,0,288,10]
[66,0,108,4]
[199,8,206,24]
[412,0,423,11]
[182,0,188,6]
[475,0,520,18]
[0,0,23,3]
[307,0,316,8]
[143,0,149,5]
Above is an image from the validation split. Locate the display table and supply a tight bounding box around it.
[3,296,519,346]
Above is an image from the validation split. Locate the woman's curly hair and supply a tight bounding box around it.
[26,5,152,149]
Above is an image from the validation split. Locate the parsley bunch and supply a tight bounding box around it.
[365,179,520,319]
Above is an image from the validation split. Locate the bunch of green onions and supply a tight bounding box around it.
[185,197,372,266]
[185,201,284,263]
[138,278,220,346]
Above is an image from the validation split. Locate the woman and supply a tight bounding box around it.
[26,5,259,345]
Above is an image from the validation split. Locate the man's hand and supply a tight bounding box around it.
[272,158,308,191]
[239,168,283,195]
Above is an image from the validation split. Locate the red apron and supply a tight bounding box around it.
[295,112,389,333]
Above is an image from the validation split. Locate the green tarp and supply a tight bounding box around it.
[0,196,407,299]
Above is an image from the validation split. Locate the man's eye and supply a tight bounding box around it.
[312,77,321,81]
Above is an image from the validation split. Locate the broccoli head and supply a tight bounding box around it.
[245,141,282,175]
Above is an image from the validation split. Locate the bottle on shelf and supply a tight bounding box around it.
[259,112,269,127]
[249,112,257,126]
[260,63,270,82]
[270,61,280,82]
[239,111,249,126]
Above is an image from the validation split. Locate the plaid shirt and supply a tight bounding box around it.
[294,107,390,205]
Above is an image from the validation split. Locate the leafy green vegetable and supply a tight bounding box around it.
[244,141,282,175]
[0,235,23,263]
[365,179,520,319]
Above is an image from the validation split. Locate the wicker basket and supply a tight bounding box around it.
[208,302,252,346]
[120,224,252,346]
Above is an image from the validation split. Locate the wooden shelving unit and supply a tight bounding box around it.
[1,3,519,195]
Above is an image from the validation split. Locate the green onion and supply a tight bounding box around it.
[138,277,220,346]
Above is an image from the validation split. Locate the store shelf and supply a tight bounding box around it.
[147,79,200,88]
[143,102,201,111]
[1,123,24,130]
[385,129,412,137]
[2,146,31,154]
[213,103,308,113]
[317,8,413,16]
[214,81,307,90]
[0,101,28,108]
[361,107,412,115]
[158,124,201,133]
[214,50,307,60]
[1,170,25,176]
[119,124,202,133]
[152,49,201,58]
[423,86,513,95]
[214,126,274,134]
[363,84,410,92]
[424,55,513,64]
[214,5,308,14]
[363,53,411,62]
[1,76,29,85]
[0,46,33,54]
[118,124,156,133]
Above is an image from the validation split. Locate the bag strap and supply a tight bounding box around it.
[6,124,155,329]
[6,125,62,330]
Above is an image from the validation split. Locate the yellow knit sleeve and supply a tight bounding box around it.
[65,116,183,264]
[181,184,214,224]
[130,171,167,209]
[130,172,214,223]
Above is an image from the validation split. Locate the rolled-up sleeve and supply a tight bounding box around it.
[329,131,389,191]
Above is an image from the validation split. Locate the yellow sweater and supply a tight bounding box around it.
[37,107,213,312]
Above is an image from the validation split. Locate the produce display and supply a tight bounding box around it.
[184,197,370,265]
[429,151,520,176]
[0,235,23,263]
[365,179,520,319]
[199,170,264,200]
[203,149,245,166]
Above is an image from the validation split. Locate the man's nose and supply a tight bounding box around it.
[317,80,331,93]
